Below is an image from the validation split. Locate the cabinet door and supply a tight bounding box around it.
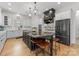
[55,21,60,35]
[15,30,22,37]
[61,20,66,36]
[65,19,70,37]
[55,19,70,45]
[0,34,6,49]
[7,31,13,38]
[1,34,6,44]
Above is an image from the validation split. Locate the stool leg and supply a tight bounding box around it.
[42,49,45,56]
[35,48,39,56]
[58,42,60,51]
[55,41,60,56]
[55,41,57,55]
[35,51,38,56]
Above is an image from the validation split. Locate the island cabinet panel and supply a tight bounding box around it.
[23,31,36,50]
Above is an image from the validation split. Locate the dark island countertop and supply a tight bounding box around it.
[27,33,54,38]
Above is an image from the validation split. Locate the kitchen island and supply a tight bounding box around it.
[23,31,54,56]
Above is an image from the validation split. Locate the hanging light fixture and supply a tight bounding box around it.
[28,2,39,17]
[28,7,32,16]
[28,2,39,16]
[33,2,38,15]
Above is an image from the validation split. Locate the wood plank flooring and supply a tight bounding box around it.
[0,38,32,56]
[0,38,79,56]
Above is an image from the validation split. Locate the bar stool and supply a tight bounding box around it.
[31,38,49,56]
[30,39,39,55]
[36,40,49,56]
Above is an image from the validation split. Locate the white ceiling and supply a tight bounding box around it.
[0,2,78,15]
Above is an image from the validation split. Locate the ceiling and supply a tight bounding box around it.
[0,2,78,16]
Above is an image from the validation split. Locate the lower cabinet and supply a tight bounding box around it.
[23,31,36,50]
[7,30,23,38]
[0,33,6,51]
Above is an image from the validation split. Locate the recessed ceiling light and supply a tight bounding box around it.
[16,14,20,17]
[34,10,37,13]
[45,9,48,11]
[77,10,79,13]
[9,8,12,10]
[57,2,61,4]
[49,10,52,13]
[8,3,12,6]
[28,14,32,16]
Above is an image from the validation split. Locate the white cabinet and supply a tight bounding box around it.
[0,8,3,25]
[0,32,6,50]
[12,30,23,37]
[7,31,13,38]
[7,30,23,38]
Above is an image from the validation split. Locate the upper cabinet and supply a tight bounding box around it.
[55,10,71,20]
[0,8,13,26]
[0,8,3,25]
[1,10,15,26]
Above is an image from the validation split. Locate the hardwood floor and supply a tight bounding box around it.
[0,38,79,56]
[0,38,32,56]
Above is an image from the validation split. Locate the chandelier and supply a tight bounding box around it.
[28,2,38,16]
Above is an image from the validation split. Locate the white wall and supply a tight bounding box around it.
[56,3,79,13]
[31,15,43,27]
[75,11,79,38]
[70,9,76,44]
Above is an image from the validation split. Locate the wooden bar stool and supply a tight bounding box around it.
[31,39,49,56]
[36,40,49,56]
[31,39,39,55]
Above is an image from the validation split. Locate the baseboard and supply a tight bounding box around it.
[7,36,23,39]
